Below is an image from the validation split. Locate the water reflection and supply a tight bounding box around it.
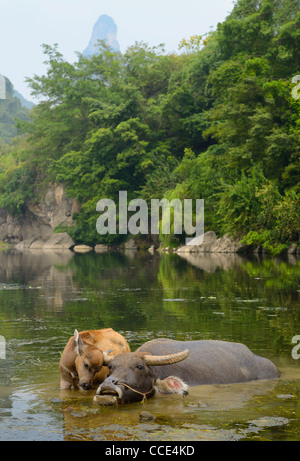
[0,249,74,282]
[176,251,247,272]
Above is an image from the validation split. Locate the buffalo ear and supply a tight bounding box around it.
[74,329,85,355]
[154,376,189,396]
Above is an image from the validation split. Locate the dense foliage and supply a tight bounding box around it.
[0,0,299,251]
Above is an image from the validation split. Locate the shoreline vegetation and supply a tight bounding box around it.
[0,0,299,256]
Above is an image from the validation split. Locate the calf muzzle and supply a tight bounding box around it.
[80,382,92,391]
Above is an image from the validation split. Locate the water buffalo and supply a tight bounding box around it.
[59,328,130,390]
[94,338,279,405]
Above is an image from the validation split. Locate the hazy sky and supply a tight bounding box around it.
[0,0,235,101]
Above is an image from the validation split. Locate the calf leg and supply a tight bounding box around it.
[59,370,75,389]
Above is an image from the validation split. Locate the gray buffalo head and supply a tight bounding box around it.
[94,349,189,405]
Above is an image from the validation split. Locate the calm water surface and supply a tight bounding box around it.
[0,248,299,441]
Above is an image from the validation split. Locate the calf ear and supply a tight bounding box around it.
[74,329,85,355]
[154,376,189,396]
[103,349,114,365]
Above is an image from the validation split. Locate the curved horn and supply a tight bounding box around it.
[144,349,189,366]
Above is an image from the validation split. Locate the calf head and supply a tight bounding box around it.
[95,349,189,404]
[74,330,112,390]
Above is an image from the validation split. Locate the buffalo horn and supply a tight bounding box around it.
[144,349,189,366]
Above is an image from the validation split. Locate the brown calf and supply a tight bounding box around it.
[59,328,130,390]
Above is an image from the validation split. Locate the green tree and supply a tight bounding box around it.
[0,0,298,251]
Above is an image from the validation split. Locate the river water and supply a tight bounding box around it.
[0,248,299,441]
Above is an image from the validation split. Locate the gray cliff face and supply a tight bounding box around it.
[0,184,79,249]
[83,14,120,56]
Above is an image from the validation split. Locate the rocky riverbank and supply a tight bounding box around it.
[0,185,298,255]
[161,231,299,255]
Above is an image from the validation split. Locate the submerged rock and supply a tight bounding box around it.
[93,394,118,406]
[248,417,289,428]
[139,411,157,422]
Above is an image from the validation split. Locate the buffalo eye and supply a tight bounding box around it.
[84,363,89,369]
[136,365,144,370]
